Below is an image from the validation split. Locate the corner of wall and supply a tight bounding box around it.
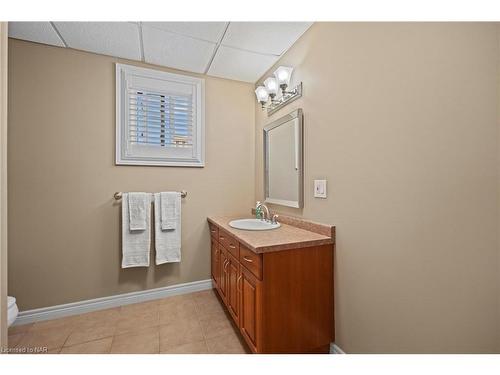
[0,21,8,350]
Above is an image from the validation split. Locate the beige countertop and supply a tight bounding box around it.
[207,215,334,253]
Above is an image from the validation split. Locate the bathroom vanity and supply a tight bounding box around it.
[207,215,335,354]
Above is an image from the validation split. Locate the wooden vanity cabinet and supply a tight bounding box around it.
[209,221,334,354]
[226,253,240,322]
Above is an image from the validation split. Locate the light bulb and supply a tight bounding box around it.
[254,86,269,104]
[263,77,278,97]
[273,66,293,86]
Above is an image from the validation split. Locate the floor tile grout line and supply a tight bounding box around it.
[59,328,74,350]
[62,333,116,349]
[192,291,226,349]
[62,316,119,348]
[109,333,117,354]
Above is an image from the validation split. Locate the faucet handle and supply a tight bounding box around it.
[271,214,279,224]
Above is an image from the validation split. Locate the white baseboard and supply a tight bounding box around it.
[330,343,346,354]
[14,279,213,326]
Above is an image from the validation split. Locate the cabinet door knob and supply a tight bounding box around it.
[243,256,253,263]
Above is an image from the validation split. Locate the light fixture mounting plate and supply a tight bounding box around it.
[266,82,302,116]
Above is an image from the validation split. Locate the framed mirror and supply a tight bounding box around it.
[264,109,303,208]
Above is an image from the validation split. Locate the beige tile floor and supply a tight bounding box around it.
[7,289,250,354]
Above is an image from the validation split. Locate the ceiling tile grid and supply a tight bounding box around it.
[222,22,314,55]
[8,22,65,47]
[142,25,217,73]
[54,22,142,61]
[142,22,228,43]
[207,45,280,83]
[7,21,313,83]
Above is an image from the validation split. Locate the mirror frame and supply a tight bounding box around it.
[263,108,304,208]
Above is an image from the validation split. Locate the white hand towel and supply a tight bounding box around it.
[128,192,149,231]
[154,193,181,264]
[160,192,178,230]
[122,193,151,268]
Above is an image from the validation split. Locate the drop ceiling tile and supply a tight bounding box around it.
[222,22,313,55]
[208,45,279,83]
[53,22,141,60]
[8,22,65,47]
[142,25,216,74]
[143,22,228,43]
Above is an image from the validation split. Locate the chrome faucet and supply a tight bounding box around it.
[256,202,271,222]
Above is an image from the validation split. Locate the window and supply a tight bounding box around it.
[116,64,205,167]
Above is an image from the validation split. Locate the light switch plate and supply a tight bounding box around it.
[314,179,327,198]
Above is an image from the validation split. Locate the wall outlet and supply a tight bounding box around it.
[314,179,327,198]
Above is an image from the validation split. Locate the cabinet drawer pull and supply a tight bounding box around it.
[220,236,225,240]
[243,256,253,263]
[211,229,216,233]
[229,244,236,249]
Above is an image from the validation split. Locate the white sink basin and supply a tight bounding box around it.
[229,218,281,231]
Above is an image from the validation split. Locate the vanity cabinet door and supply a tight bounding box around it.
[219,246,228,301]
[239,266,262,353]
[211,237,220,289]
[226,253,240,324]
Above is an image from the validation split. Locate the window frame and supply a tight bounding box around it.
[115,63,205,167]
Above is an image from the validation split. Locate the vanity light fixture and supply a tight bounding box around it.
[255,65,303,116]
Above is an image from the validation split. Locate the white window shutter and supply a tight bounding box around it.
[116,64,205,167]
[128,90,194,148]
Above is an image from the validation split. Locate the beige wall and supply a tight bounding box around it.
[255,23,499,353]
[8,39,255,311]
[0,22,8,349]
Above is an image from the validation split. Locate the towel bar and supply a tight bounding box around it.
[113,191,187,200]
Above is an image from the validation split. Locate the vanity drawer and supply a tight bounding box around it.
[219,229,239,258]
[208,222,219,239]
[239,244,262,280]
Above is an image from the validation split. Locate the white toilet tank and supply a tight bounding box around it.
[7,296,18,327]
